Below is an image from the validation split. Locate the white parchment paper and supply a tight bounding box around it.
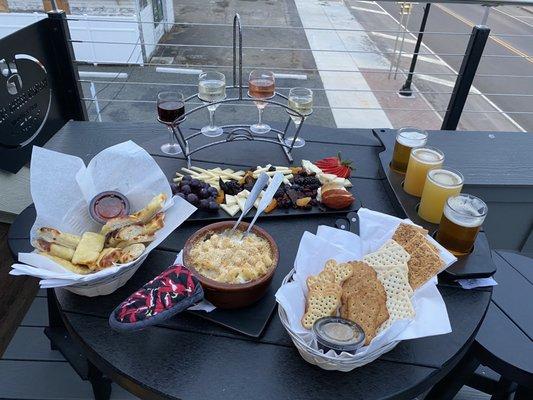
[10,141,197,287]
[275,207,455,360]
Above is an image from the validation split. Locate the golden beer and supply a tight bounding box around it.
[436,194,488,256]
[403,147,444,197]
[390,128,428,173]
[418,168,464,223]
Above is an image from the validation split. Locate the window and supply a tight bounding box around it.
[152,0,164,27]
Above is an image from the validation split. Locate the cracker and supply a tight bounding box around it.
[309,281,341,296]
[392,223,428,247]
[306,270,336,291]
[377,266,415,332]
[363,245,410,273]
[340,261,389,344]
[324,259,353,284]
[302,290,341,329]
[407,242,445,290]
[379,240,411,263]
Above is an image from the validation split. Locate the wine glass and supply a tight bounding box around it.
[248,70,275,134]
[157,91,185,155]
[198,71,226,137]
[284,87,313,148]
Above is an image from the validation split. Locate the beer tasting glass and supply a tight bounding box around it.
[284,87,313,148]
[418,168,464,223]
[157,91,185,155]
[198,71,226,138]
[403,146,444,197]
[436,194,488,256]
[248,70,275,134]
[390,127,428,173]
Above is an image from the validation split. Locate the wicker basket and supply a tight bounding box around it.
[64,254,148,297]
[278,269,399,372]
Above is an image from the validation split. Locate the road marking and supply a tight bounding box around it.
[416,74,481,94]
[435,4,533,64]
[372,1,526,132]
[493,7,533,28]
[294,0,392,128]
[399,53,446,65]
[371,31,417,44]
[350,6,388,15]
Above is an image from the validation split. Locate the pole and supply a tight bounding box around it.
[399,3,431,97]
[441,25,490,130]
[47,9,88,120]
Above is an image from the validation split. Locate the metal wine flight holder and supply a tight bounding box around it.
[160,14,309,168]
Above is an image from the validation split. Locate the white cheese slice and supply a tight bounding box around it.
[220,204,240,217]
[225,194,237,206]
[237,189,250,199]
[302,160,322,175]
[237,197,247,212]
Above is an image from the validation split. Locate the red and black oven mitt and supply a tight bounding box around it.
[109,264,204,331]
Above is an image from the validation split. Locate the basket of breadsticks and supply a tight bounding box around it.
[10,142,196,296]
[275,208,457,371]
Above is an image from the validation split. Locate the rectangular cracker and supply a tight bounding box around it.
[363,245,410,273]
[302,290,341,329]
[392,223,428,247]
[377,266,415,332]
[407,242,445,290]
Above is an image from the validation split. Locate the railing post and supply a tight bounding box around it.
[47,10,88,120]
[441,25,490,130]
[399,3,431,97]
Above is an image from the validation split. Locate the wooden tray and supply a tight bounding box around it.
[373,129,496,279]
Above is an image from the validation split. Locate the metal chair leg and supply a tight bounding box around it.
[46,288,63,350]
[490,377,516,400]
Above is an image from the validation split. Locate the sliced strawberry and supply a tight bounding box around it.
[315,153,353,178]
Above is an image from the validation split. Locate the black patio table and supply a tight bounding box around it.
[7,121,493,400]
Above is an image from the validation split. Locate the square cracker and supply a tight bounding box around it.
[377,266,415,332]
[363,245,410,273]
[407,242,445,290]
[392,223,428,247]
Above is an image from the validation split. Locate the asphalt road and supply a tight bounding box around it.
[374,2,533,131]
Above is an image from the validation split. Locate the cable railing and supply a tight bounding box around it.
[59,1,533,132]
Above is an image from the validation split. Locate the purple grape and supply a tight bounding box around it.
[186,193,198,204]
[170,182,179,195]
[181,184,191,195]
[207,186,218,197]
[189,179,201,188]
[181,175,192,183]
[198,188,209,199]
[208,201,219,210]
[199,199,209,209]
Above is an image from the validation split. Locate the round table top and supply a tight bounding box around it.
[7,121,493,400]
[475,251,533,388]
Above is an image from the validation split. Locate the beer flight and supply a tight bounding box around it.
[391,127,487,256]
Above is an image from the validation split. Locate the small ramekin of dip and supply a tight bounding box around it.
[89,191,130,224]
[312,317,365,355]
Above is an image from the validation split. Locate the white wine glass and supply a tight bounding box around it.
[248,70,275,134]
[198,71,226,137]
[284,87,313,148]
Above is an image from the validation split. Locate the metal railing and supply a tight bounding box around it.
[48,0,533,132]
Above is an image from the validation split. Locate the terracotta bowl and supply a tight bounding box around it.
[182,221,279,309]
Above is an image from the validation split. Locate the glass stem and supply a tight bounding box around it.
[168,124,176,145]
[257,107,263,126]
[209,108,216,129]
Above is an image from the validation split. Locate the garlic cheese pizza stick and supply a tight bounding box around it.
[93,248,123,270]
[71,232,105,266]
[101,193,166,235]
[40,253,91,275]
[119,243,145,264]
[131,193,167,223]
[37,227,81,249]
[32,239,75,261]
[106,213,164,247]
[115,234,154,249]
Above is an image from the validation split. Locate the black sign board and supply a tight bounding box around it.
[0,16,85,173]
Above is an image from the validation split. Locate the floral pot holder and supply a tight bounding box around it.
[109,264,204,331]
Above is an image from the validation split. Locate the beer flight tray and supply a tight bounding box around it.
[373,129,496,280]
